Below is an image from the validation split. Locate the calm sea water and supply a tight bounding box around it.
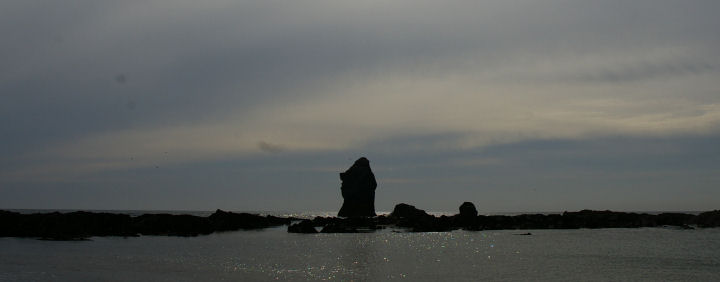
[1,219,719,281]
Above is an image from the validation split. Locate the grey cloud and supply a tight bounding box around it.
[567,61,718,83]
[2,0,720,210]
[258,141,285,153]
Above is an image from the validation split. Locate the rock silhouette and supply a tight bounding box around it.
[459,202,478,218]
[390,203,453,232]
[390,203,430,219]
[0,209,292,240]
[3,207,720,239]
[287,220,318,233]
[337,157,377,217]
[456,202,480,230]
[696,210,720,227]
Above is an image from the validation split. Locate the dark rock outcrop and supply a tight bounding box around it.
[389,203,451,232]
[696,210,720,227]
[209,209,290,231]
[3,206,718,239]
[390,203,430,219]
[288,220,318,233]
[459,202,478,218]
[456,202,480,230]
[0,210,291,240]
[320,217,382,233]
[337,157,377,217]
[320,222,359,233]
[0,210,135,240]
[657,213,695,227]
[560,210,655,229]
[132,214,213,236]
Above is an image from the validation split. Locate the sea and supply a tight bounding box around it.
[1,210,719,281]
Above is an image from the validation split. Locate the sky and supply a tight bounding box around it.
[1,0,719,213]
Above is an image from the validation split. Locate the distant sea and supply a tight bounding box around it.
[1,210,718,281]
[4,209,705,218]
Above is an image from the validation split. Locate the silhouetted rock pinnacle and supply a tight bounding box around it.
[459,202,478,218]
[457,202,479,230]
[337,157,377,217]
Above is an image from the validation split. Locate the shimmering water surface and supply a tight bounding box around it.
[1,226,719,281]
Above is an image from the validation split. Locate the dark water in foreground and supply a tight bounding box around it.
[1,226,719,281]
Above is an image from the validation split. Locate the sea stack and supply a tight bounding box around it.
[337,157,377,217]
[458,202,478,218]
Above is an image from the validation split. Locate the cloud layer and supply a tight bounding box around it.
[1,0,719,211]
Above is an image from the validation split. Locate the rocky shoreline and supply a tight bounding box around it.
[0,209,293,240]
[2,203,719,240]
[289,203,720,233]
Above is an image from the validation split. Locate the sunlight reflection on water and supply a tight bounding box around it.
[2,227,720,281]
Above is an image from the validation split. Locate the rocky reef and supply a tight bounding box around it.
[288,203,720,233]
[0,209,292,240]
[2,205,719,239]
[3,205,720,240]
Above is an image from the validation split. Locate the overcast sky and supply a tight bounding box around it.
[1,0,719,213]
